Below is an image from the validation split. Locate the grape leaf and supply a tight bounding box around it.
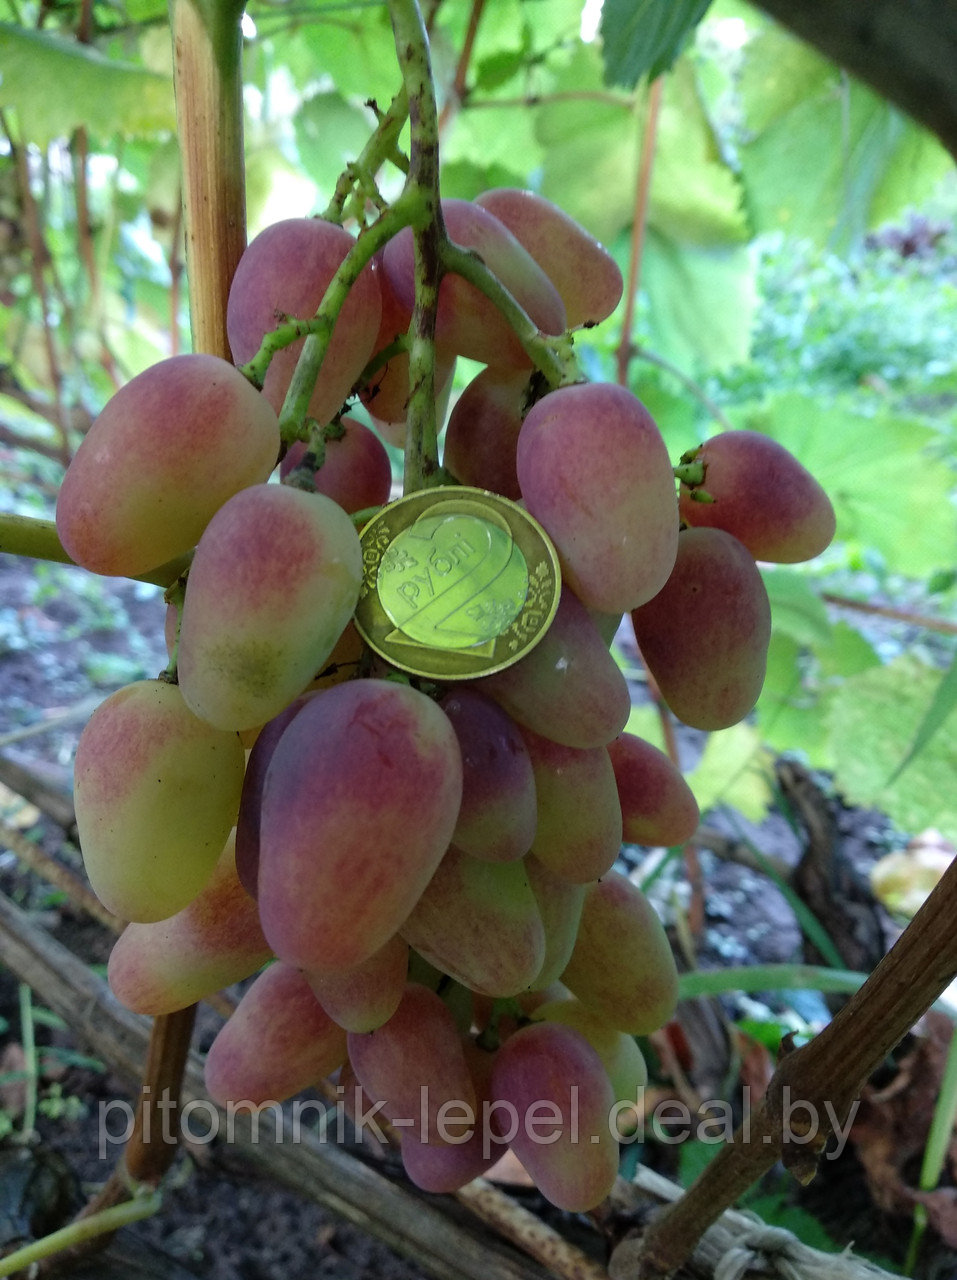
[294,93,376,202]
[828,657,957,841]
[889,654,957,784]
[649,59,749,246]
[600,0,714,88]
[684,722,774,822]
[762,570,831,648]
[535,44,640,244]
[0,23,174,145]
[642,231,757,373]
[738,25,951,248]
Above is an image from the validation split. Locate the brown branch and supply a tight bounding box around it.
[633,853,957,1277]
[606,1167,900,1280]
[822,593,957,637]
[0,817,119,931]
[615,77,663,388]
[2,121,71,465]
[437,0,485,134]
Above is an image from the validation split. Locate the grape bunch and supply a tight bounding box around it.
[57,187,836,1214]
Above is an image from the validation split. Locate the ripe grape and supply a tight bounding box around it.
[442,367,530,500]
[560,871,678,1035]
[439,687,536,862]
[631,526,772,731]
[258,679,462,972]
[517,382,679,613]
[476,586,630,749]
[525,855,585,988]
[305,935,409,1034]
[74,679,245,922]
[381,199,566,367]
[226,217,381,429]
[176,484,362,732]
[107,834,272,1016]
[678,430,836,563]
[347,983,477,1143]
[399,846,545,997]
[474,188,623,328]
[522,729,623,883]
[280,416,392,515]
[607,733,700,847]
[56,354,279,577]
[531,996,648,1107]
[204,961,348,1107]
[489,1021,618,1212]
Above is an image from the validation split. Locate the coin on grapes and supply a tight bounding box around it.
[354,486,561,680]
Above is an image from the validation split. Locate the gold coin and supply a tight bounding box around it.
[354,487,561,680]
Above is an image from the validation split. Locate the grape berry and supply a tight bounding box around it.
[58,186,836,1213]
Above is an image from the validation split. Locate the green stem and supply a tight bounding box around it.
[677,964,869,1001]
[0,513,192,588]
[240,196,422,445]
[17,983,37,1139]
[906,1023,957,1272]
[440,242,578,388]
[388,0,443,495]
[323,86,410,224]
[0,1189,163,1277]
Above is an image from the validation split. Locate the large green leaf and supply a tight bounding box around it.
[738,26,951,248]
[890,653,957,784]
[641,230,757,373]
[684,722,774,822]
[600,0,713,88]
[649,58,749,246]
[762,570,831,648]
[294,92,376,203]
[734,393,957,578]
[0,24,174,145]
[535,43,640,244]
[828,657,957,841]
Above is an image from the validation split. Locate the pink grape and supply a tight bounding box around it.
[525,855,585,988]
[442,367,531,500]
[631,527,772,731]
[258,679,462,973]
[475,188,623,328]
[439,687,536,862]
[347,983,476,1144]
[107,834,272,1016]
[305,935,409,1034]
[678,430,836,563]
[560,871,678,1035]
[280,416,392,515]
[226,217,381,429]
[399,846,545,997]
[607,733,700,847]
[517,382,679,612]
[176,484,362,731]
[204,962,348,1107]
[56,354,279,577]
[73,679,245,923]
[522,728,623,884]
[489,1021,618,1212]
[476,587,630,749]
